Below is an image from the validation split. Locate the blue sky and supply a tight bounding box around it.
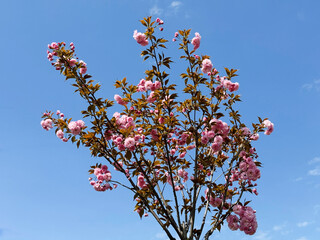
[0,0,320,240]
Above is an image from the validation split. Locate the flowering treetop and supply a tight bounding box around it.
[41,16,274,240]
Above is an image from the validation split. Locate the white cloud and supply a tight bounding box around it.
[297,237,307,240]
[308,166,320,176]
[294,177,303,182]
[307,157,320,176]
[309,157,320,164]
[253,231,272,240]
[314,204,320,215]
[155,232,169,240]
[302,79,320,91]
[273,225,282,231]
[297,221,311,227]
[302,83,313,90]
[272,223,290,235]
[149,5,163,16]
[170,1,182,8]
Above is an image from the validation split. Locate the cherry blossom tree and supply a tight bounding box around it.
[41,17,274,240]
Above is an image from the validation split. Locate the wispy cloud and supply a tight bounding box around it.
[307,157,320,176]
[149,5,163,16]
[273,225,283,231]
[293,177,303,182]
[253,231,272,240]
[314,204,320,215]
[309,157,320,164]
[170,1,182,8]
[302,79,320,91]
[297,237,307,240]
[155,232,167,239]
[149,1,184,18]
[297,221,311,227]
[272,223,290,235]
[308,166,320,176]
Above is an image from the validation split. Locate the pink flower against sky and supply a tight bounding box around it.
[191,32,201,50]
[201,59,213,74]
[133,30,149,46]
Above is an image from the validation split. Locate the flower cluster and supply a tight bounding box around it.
[263,119,274,135]
[229,149,261,185]
[201,58,213,74]
[204,189,223,207]
[133,30,149,46]
[220,77,239,92]
[136,79,162,92]
[191,32,201,50]
[89,165,116,192]
[68,120,85,135]
[114,94,128,106]
[46,42,88,74]
[40,119,53,131]
[227,205,258,235]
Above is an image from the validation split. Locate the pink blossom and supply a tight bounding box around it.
[104,172,112,181]
[101,165,108,173]
[154,81,161,90]
[114,94,127,106]
[191,32,201,51]
[241,127,251,136]
[70,42,75,51]
[177,169,188,182]
[145,81,153,90]
[156,18,164,25]
[209,197,222,207]
[263,119,274,135]
[48,42,59,50]
[68,58,77,67]
[68,120,85,135]
[94,168,101,176]
[227,215,240,231]
[147,91,156,103]
[133,30,149,46]
[159,117,164,124]
[151,129,159,141]
[170,149,176,155]
[165,172,173,186]
[41,119,53,131]
[250,133,259,141]
[228,82,239,92]
[174,32,179,37]
[56,129,64,139]
[214,135,223,144]
[201,135,209,144]
[179,152,187,158]
[221,78,240,92]
[79,60,87,74]
[187,144,196,150]
[124,137,136,149]
[201,59,213,74]
[137,174,148,189]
